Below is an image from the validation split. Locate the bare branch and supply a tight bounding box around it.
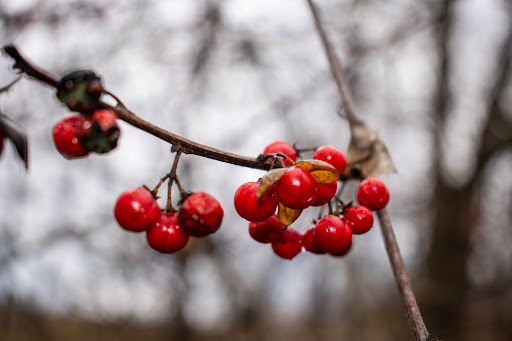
[306,1,431,340]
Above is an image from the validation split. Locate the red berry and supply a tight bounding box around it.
[52,115,90,158]
[313,145,347,173]
[312,181,337,207]
[78,109,120,154]
[234,182,278,222]
[146,213,189,253]
[313,215,352,253]
[343,206,374,235]
[271,227,303,260]
[275,166,318,209]
[356,177,390,211]
[178,192,224,237]
[330,237,354,257]
[263,140,297,166]
[248,215,283,243]
[302,226,326,254]
[114,187,161,232]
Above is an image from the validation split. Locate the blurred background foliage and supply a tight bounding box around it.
[0,0,511,340]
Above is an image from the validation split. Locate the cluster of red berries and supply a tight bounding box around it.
[52,109,121,159]
[113,188,224,254]
[234,140,390,260]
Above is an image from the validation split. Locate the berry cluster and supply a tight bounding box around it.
[52,109,120,158]
[114,188,224,254]
[235,140,390,260]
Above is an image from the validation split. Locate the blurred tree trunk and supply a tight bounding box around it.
[422,1,512,339]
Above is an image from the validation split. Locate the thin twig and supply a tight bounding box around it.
[166,149,183,212]
[2,44,274,171]
[377,209,430,340]
[306,1,430,340]
[305,0,361,128]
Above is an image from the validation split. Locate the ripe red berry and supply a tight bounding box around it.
[302,226,326,255]
[343,205,374,235]
[248,215,283,244]
[178,192,224,237]
[52,115,90,158]
[313,145,347,173]
[146,213,190,253]
[234,182,278,222]
[356,177,390,211]
[275,166,318,209]
[271,227,303,260]
[330,237,353,257]
[312,181,337,207]
[78,109,120,154]
[313,215,352,253]
[114,187,161,233]
[263,140,297,166]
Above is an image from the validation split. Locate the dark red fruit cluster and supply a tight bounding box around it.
[52,109,120,159]
[234,141,390,260]
[114,188,223,254]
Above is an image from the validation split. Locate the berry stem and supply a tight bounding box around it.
[166,149,183,212]
[306,1,431,340]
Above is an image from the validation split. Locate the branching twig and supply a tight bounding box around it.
[2,44,274,171]
[306,1,431,340]
[305,0,361,128]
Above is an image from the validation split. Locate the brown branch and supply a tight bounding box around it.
[306,1,431,340]
[305,0,361,128]
[2,44,273,171]
[377,209,430,340]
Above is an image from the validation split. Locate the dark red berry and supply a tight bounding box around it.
[234,182,278,222]
[78,109,120,154]
[302,226,326,255]
[312,181,337,207]
[313,145,346,173]
[275,166,318,209]
[114,187,161,233]
[356,177,390,211]
[343,206,373,235]
[263,140,297,166]
[330,237,354,257]
[178,192,224,237]
[313,215,352,253]
[271,227,303,260]
[146,213,189,253]
[248,215,283,244]
[52,115,90,158]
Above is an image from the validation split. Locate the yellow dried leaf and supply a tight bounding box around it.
[277,202,302,226]
[256,168,287,200]
[295,159,340,184]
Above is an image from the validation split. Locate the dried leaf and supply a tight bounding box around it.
[0,112,28,169]
[295,159,340,183]
[256,168,286,200]
[344,121,396,178]
[277,202,302,226]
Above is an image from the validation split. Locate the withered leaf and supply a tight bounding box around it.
[277,202,302,226]
[344,121,396,178]
[256,168,286,200]
[0,112,28,169]
[295,159,340,183]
